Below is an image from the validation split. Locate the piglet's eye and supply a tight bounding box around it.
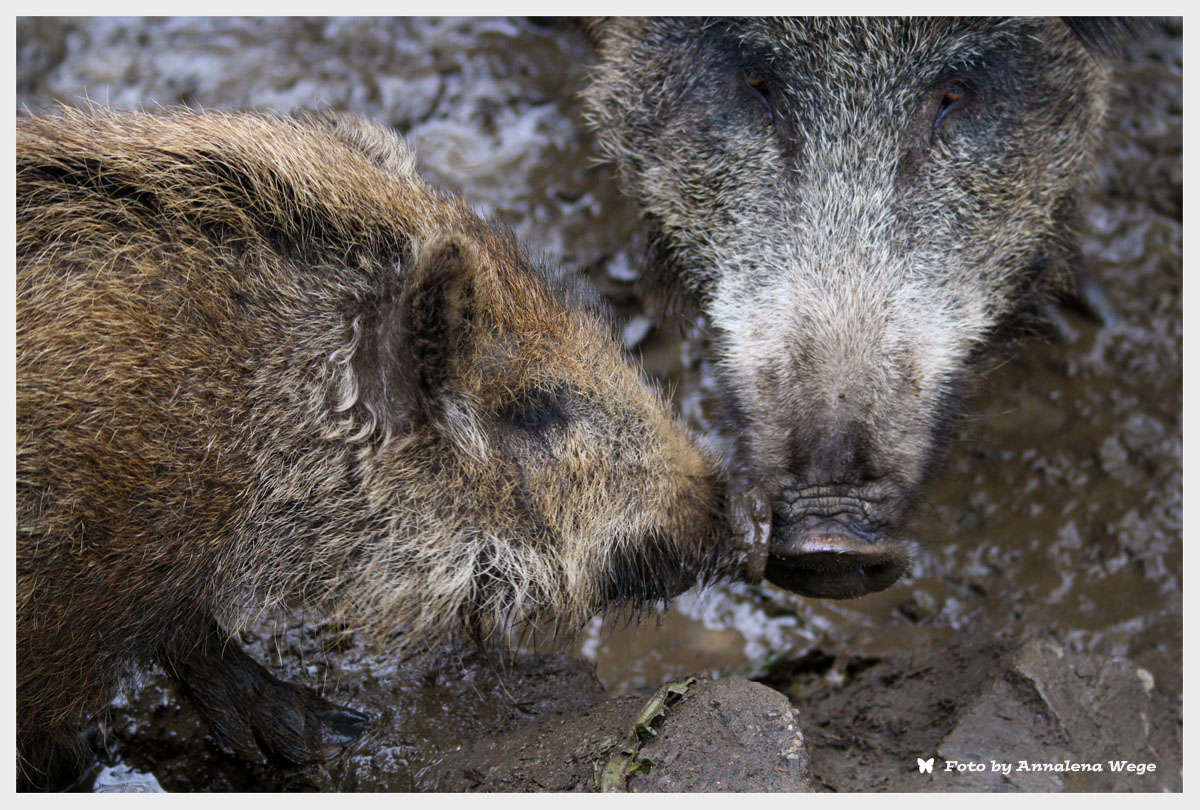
[934,82,970,129]
[502,387,566,432]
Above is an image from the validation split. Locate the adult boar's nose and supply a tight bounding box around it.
[765,513,912,599]
[760,422,915,599]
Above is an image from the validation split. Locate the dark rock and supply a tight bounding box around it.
[435,677,814,792]
[937,640,1181,792]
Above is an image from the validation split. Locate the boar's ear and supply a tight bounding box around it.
[354,234,480,431]
[1062,17,1156,58]
[578,17,617,46]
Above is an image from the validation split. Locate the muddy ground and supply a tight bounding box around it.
[15,17,1182,792]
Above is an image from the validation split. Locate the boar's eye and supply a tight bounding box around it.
[501,386,567,432]
[740,72,775,120]
[934,81,971,129]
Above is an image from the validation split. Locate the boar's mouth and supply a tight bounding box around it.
[761,490,913,599]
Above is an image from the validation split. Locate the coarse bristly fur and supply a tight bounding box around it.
[582,17,1123,598]
[16,106,735,789]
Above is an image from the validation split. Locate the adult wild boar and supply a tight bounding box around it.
[583,17,1125,599]
[16,108,752,789]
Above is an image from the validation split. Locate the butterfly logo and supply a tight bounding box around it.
[917,758,934,774]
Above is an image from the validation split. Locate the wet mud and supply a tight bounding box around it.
[16,16,1182,792]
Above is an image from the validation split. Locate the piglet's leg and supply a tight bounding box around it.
[164,617,368,766]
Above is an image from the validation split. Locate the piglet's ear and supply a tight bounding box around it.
[354,234,480,431]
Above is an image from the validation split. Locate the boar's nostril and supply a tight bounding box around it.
[764,521,910,599]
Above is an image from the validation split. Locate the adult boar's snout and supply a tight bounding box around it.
[758,484,914,599]
[765,513,912,600]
